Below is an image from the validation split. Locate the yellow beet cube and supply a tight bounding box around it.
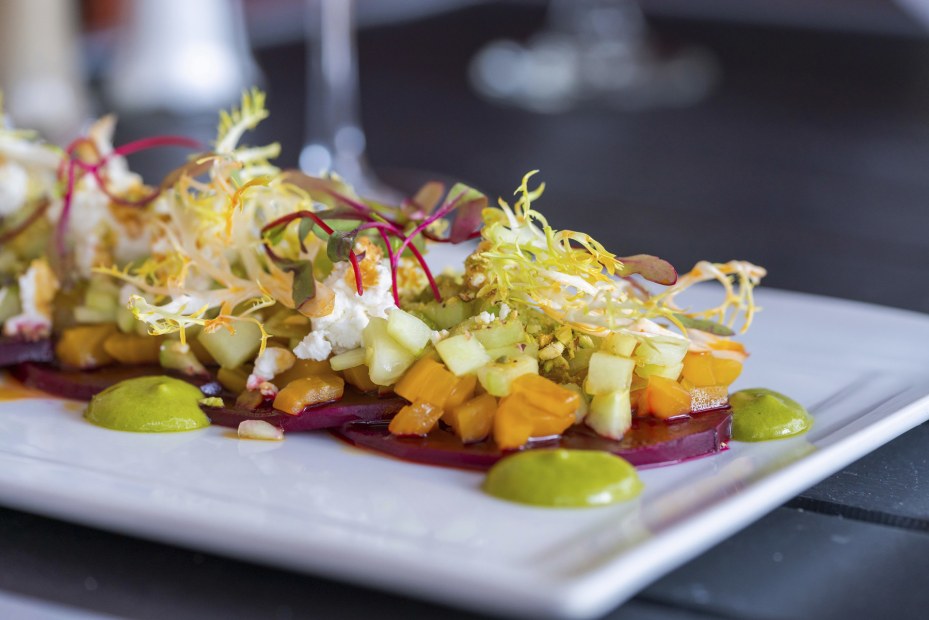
[682,351,742,387]
[103,332,162,365]
[510,374,580,420]
[639,375,692,419]
[272,373,345,415]
[388,399,444,437]
[56,324,118,369]
[342,365,379,393]
[446,374,478,409]
[394,357,459,408]
[446,393,496,443]
[273,358,333,387]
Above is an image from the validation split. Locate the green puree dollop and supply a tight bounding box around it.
[730,388,812,442]
[483,449,642,508]
[85,376,210,433]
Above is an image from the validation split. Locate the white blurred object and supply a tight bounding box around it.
[104,0,259,113]
[0,0,89,142]
[470,0,718,113]
[300,0,400,203]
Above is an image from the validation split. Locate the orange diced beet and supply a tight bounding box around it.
[643,376,692,419]
[493,390,574,450]
[493,393,535,450]
[394,357,458,407]
[273,373,345,415]
[510,374,580,419]
[342,365,378,393]
[446,393,496,443]
[682,351,743,387]
[389,399,444,437]
[446,374,478,409]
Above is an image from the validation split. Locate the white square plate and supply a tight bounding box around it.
[2,287,929,618]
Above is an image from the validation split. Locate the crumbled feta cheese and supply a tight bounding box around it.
[499,303,511,320]
[247,347,295,390]
[2,258,59,340]
[293,260,397,361]
[468,272,486,288]
[474,311,494,325]
[430,329,449,345]
[0,161,28,216]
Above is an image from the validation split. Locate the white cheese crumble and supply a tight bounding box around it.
[247,346,295,391]
[499,303,511,320]
[0,161,28,216]
[2,258,59,339]
[293,260,397,361]
[474,311,494,325]
[430,329,449,345]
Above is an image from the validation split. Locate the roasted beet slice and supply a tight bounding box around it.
[205,390,406,432]
[0,337,54,367]
[9,362,211,401]
[333,408,732,471]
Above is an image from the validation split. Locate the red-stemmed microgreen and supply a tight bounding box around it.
[54,134,202,259]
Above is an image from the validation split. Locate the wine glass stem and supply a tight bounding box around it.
[301,0,369,184]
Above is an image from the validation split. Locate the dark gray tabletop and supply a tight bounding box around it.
[5,3,929,618]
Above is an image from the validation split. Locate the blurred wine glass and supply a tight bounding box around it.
[300,0,400,203]
[470,0,719,113]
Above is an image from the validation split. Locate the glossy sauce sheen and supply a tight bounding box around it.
[333,407,732,471]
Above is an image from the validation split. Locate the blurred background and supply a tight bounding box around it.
[3,0,929,312]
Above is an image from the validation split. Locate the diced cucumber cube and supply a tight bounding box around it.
[363,317,416,386]
[435,333,491,377]
[472,318,525,350]
[635,362,684,381]
[73,306,116,324]
[476,354,538,397]
[586,390,632,439]
[197,320,263,369]
[116,305,137,333]
[329,347,366,371]
[584,351,635,395]
[421,298,476,330]
[0,286,20,324]
[387,308,432,355]
[634,335,688,367]
[602,332,637,357]
[159,341,208,377]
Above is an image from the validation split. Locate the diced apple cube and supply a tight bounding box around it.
[435,333,491,376]
[584,351,635,395]
[586,390,632,439]
[387,308,433,355]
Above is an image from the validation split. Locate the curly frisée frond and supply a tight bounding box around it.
[215,87,269,154]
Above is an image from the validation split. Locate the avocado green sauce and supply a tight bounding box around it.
[483,448,643,508]
[730,388,812,442]
[85,376,210,433]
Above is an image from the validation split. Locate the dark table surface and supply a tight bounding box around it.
[6,3,929,618]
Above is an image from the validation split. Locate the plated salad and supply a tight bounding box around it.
[0,90,791,506]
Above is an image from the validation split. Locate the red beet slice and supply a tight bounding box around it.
[9,362,212,401]
[205,390,406,432]
[0,337,54,367]
[333,408,732,471]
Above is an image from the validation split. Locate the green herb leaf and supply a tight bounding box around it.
[672,313,735,337]
[327,229,358,263]
[281,260,316,308]
[298,217,315,252]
